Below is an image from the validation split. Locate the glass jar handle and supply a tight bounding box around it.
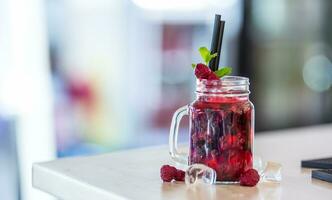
[169,105,189,165]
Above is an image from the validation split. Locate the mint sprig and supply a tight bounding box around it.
[191,46,232,79]
[199,47,217,65]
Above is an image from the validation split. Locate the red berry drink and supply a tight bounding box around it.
[189,77,254,182]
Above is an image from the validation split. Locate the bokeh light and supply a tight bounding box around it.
[303,55,332,92]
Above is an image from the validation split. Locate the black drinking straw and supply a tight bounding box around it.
[208,14,225,71]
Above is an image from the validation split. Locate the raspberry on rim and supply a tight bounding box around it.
[191,46,232,80]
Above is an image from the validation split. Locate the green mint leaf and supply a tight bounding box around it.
[214,67,232,78]
[199,47,219,65]
[198,47,210,64]
[191,63,196,69]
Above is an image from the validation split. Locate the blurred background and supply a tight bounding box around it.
[1,0,332,199]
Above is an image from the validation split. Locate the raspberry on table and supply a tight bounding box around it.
[160,165,177,182]
[174,170,185,181]
[239,168,260,186]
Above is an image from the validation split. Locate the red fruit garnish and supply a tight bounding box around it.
[160,165,177,182]
[194,63,219,80]
[174,169,185,181]
[239,169,260,186]
[207,73,219,80]
[194,63,211,79]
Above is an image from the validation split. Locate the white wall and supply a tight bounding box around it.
[0,0,56,199]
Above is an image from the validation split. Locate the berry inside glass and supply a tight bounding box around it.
[189,77,254,182]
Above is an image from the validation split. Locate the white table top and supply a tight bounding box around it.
[33,124,332,200]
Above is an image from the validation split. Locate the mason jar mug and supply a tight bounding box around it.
[169,76,254,183]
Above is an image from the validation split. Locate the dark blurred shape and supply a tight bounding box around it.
[240,0,332,131]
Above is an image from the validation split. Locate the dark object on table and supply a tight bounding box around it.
[312,169,332,183]
[301,157,332,169]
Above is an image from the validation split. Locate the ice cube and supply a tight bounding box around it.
[254,156,282,182]
[185,164,217,185]
[253,155,267,175]
[261,161,282,182]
